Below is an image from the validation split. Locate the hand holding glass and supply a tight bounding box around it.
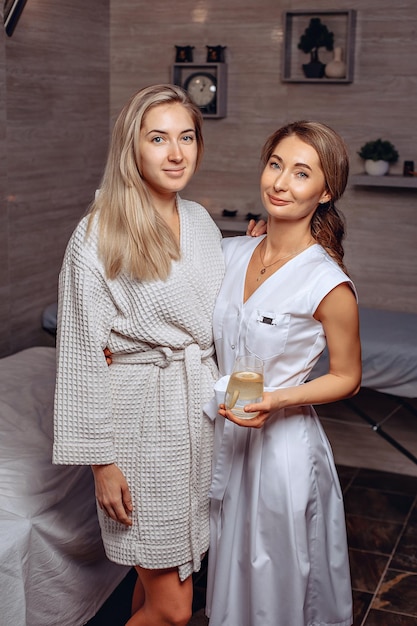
[224,355,264,419]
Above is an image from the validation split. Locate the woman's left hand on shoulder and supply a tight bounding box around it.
[246,218,267,237]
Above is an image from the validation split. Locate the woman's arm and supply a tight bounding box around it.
[53,258,117,462]
[222,282,361,428]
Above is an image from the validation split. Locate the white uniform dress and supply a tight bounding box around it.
[206,235,354,626]
[53,197,225,581]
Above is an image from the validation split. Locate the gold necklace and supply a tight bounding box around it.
[258,238,314,280]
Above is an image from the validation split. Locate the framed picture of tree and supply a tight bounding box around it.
[282,10,356,84]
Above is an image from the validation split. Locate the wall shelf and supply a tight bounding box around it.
[210,213,251,233]
[282,10,356,84]
[350,175,417,189]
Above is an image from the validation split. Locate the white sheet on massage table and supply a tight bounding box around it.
[0,347,129,626]
[311,307,417,398]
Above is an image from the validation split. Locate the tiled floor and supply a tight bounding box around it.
[338,465,417,626]
[87,388,417,626]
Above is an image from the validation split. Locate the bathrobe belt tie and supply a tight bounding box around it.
[111,345,214,367]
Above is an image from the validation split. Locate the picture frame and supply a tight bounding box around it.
[4,0,28,36]
[282,10,356,84]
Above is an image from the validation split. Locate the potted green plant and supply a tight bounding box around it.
[298,17,334,78]
[358,139,399,176]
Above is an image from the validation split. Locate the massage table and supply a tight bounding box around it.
[311,306,417,464]
[0,347,129,626]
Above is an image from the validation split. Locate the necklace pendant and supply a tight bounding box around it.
[260,268,266,275]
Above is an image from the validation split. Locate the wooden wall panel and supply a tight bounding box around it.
[1,0,110,356]
[0,4,10,356]
[111,0,417,313]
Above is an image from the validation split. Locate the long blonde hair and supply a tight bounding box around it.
[87,84,204,281]
[261,121,349,273]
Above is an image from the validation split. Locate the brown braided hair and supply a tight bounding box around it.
[261,121,349,273]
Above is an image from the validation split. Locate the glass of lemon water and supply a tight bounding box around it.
[225,355,264,419]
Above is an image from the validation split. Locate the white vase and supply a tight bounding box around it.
[364,160,390,176]
[325,47,346,79]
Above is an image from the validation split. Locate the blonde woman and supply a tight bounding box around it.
[53,84,225,626]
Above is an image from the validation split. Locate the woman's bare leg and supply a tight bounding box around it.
[125,566,193,626]
[131,573,145,614]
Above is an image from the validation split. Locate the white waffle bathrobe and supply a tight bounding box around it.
[53,197,225,580]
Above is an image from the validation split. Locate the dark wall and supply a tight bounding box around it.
[0,0,110,356]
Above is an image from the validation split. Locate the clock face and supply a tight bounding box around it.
[184,72,217,110]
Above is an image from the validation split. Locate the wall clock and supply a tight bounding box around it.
[172,63,227,119]
[185,71,217,112]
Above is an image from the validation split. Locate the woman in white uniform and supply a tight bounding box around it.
[53,85,226,626]
[206,121,362,626]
